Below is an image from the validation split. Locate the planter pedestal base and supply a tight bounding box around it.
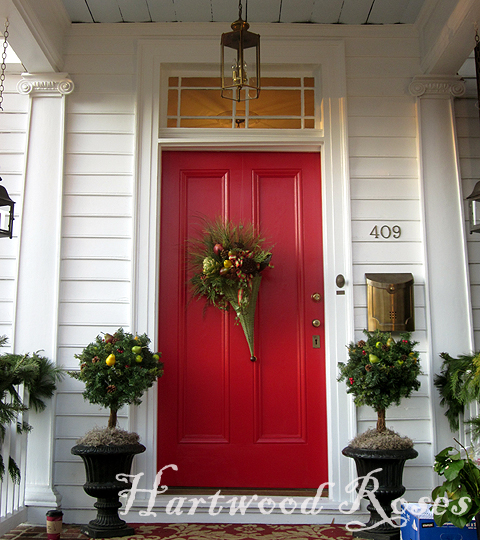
[72,443,145,538]
[343,445,418,540]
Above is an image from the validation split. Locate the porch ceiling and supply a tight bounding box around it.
[60,0,426,25]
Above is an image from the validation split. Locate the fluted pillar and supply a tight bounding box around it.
[14,73,74,519]
[409,75,472,451]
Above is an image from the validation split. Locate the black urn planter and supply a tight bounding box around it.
[71,443,146,538]
[342,446,418,540]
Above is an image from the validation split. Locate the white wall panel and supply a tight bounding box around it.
[0,73,28,351]
[64,175,133,194]
[348,116,417,137]
[60,280,131,302]
[456,96,480,350]
[67,113,134,134]
[68,74,136,95]
[348,96,415,117]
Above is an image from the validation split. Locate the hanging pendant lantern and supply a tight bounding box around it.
[0,178,14,238]
[221,0,260,102]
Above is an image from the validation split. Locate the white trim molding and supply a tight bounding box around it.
[133,33,354,518]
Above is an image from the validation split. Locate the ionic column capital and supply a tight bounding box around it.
[408,75,465,98]
[17,72,74,96]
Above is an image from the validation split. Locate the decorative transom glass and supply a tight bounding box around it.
[167,76,316,129]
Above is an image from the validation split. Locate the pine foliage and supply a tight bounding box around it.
[0,337,62,483]
[434,351,480,433]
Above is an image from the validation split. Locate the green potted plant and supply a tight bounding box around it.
[338,329,422,539]
[0,335,62,482]
[69,328,163,539]
[431,441,480,530]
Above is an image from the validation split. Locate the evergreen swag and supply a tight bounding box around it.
[69,328,163,430]
[189,217,273,360]
[0,335,62,483]
[189,217,273,312]
[434,351,480,436]
[338,330,422,433]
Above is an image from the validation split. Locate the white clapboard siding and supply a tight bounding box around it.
[0,72,28,344]
[55,28,137,507]
[455,93,480,351]
[346,32,434,496]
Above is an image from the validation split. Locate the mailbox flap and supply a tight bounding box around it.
[365,273,414,292]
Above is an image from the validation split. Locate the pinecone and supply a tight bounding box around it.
[107,385,116,393]
[92,356,100,363]
[220,249,229,259]
[365,364,373,372]
[241,257,258,275]
[357,340,366,347]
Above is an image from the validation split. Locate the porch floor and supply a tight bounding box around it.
[1,523,355,540]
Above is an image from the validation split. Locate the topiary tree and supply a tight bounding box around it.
[0,335,63,482]
[338,329,422,435]
[69,328,163,431]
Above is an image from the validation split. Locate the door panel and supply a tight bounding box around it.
[158,151,327,488]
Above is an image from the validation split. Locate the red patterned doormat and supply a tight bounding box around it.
[2,523,354,540]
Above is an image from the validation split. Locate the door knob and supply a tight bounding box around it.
[312,319,321,328]
[311,293,322,302]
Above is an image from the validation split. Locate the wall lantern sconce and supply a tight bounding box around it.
[467,31,480,233]
[0,177,14,238]
[467,181,480,233]
[221,0,260,102]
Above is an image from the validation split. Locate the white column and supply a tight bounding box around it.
[409,75,473,452]
[14,73,74,520]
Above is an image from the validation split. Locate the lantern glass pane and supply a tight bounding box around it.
[470,200,480,232]
[0,206,11,236]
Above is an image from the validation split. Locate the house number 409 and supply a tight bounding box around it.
[370,225,402,239]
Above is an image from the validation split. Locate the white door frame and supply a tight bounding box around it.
[131,27,355,517]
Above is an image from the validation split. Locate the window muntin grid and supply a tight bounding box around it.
[167,76,316,129]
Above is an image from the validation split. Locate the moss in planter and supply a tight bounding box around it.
[349,428,414,450]
[76,427,140,446]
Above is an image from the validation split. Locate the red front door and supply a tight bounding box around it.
[158,151,327,488]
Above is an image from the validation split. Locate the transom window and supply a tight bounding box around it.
[167,76,316,129]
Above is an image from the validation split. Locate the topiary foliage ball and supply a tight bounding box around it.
[338,330,421,429]
[69,328,163,428]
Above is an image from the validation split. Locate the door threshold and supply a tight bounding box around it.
[166,487,328,497]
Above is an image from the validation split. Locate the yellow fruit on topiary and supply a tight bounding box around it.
[106,354,116,366]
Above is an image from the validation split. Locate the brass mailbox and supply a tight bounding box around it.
[366,273,414,332]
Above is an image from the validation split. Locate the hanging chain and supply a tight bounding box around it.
[475,23,480,115]
[0,20,9,112]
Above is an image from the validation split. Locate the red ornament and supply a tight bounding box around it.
[362,350,367,355]
[349,377,354,385]
[213,243,223,255]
